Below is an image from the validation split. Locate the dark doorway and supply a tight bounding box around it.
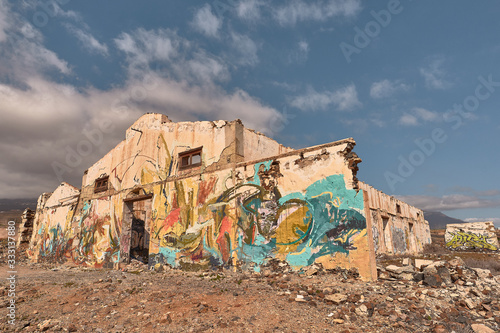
[130,211,149,263]
[120,196,152,264]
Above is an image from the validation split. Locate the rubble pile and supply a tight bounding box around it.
[0,254,498,332]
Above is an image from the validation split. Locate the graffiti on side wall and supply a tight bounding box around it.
[445,231,498,251]
[33,206,75,262]
[372,225,379,253]
[391,227,407,254]
[73,199,121,267]
[148,161,367,272]
[35,199,121,267]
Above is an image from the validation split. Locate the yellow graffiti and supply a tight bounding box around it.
[446,231,498,251]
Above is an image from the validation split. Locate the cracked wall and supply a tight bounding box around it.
[28,113,440,281]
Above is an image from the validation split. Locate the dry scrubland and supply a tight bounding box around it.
[0,228,499,332]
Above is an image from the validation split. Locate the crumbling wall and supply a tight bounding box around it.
[28,183,80,262]
[27,114,382,279]
[16,208,34,246]
[83,114,295,192]
[358,182,431,255]
[445,222,499,251]
[242,126,294,161]
[147,140,376,280]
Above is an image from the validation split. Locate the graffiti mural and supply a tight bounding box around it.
[28,117,376,278]
[148,160,368,273]
[445,231,498,251]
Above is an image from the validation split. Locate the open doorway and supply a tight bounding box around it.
[120,196,152,264]
[130,210,148,262]
[382,217,392,253]
[408,222,415,253]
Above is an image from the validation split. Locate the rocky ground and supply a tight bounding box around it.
[1,242,499,332]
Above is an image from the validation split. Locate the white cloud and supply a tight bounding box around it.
[0,73,282,198]
[341,117,385,133]
[191,4,222,37]
[451,187,500,197]
[399,107,440,126]
[370,79,410,99]
[398,194,500,212]
[115,28,178,65]
[413,107,439,121]
[0,18,281,198]
[420,56,453,90]
[237,0,264,21]
[0,27,71,84]
[331,84,362,111]
[21,0,82,21]
[274,0,361,26]
[64,24,109,56]
[229,32,259,66]
[464,217,500,228]
[399,114,418,126]
[288,40,309,64]
[290,84,361,112]
[115,28,230,84]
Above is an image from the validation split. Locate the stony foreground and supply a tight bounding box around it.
[1,256,499,333]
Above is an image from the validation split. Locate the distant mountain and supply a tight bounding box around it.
[423,211,465,230]
[0,198,37,212]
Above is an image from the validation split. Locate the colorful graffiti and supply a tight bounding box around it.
[33,205,75,262]
[33,198,121,268]
[446,231,498,251]
[30,132,371,276]
[73,199,121,267]
[148,161,367,272]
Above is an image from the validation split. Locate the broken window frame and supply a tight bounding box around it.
[94,176,109,193]
[178,147,202,170]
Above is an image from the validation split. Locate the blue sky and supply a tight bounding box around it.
[0,0,499,226]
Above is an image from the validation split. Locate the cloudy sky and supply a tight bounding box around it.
[0,0,499,226]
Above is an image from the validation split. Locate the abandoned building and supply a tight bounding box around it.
[27,113,431,280]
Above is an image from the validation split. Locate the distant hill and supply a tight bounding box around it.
[0,198,37,212]
[423,211,465,230]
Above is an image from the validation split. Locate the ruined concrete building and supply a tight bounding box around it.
[27,113,431,280]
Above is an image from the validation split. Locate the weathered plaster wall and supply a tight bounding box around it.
[358,182,431,255]
[146,140,376,280]
[83,114,295,192]
[28,133,376,280]
[445,222,499,251]
[29,114,442,281]
[28,183,80,262]
[242,127,294,161]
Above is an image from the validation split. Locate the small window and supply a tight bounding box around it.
[396,204,401,214]
[94,176,109,193]
[178,147,202,170]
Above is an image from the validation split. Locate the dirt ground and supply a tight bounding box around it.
[1,247,499,333]
[0,225,499,332]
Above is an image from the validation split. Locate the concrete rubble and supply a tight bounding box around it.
[1,252,499,332]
